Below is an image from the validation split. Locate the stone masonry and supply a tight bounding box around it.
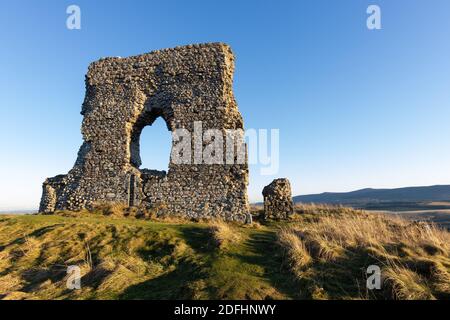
[39,43,249,221]
[262,178,294,219]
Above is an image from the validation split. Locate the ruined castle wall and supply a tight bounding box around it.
[40,43,249,220]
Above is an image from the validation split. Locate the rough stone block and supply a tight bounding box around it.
[262,178,294,219]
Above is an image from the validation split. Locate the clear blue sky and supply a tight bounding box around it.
[1,0,450,210]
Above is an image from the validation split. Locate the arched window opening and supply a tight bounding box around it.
[138,116,171,173]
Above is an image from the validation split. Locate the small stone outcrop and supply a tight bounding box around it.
[262,178,294,219]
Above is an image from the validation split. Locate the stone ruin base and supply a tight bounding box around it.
[262,178,294,219]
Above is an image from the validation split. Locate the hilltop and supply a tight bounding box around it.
[0,205,449,300]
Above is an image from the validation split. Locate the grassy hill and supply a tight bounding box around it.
[0,205,449,300]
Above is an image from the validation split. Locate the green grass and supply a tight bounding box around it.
[0,206,448,300]
[0,213,299,300]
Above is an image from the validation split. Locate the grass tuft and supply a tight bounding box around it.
[208,219,243,248]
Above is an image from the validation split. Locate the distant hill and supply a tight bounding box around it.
[0,210,37,215]
[293,185,450,210]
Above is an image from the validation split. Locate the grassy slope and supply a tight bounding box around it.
[0,214,299,300]
[0,206,449,300]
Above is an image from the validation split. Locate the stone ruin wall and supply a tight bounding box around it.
[39,43,249,221]
[262,178,294,219]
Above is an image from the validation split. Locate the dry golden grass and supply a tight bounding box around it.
[89,201,129,217]
[383,264,435,300]
[291,204,449,253]
[277,204,450,299]
[294,203,365,216]
[208,219,243,248]
[54,202,199,224]
[277,228,312,275]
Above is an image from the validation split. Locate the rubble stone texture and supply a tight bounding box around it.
[262,178,294,219]
[39,43,249,220]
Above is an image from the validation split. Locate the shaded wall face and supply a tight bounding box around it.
[40,43,249,220]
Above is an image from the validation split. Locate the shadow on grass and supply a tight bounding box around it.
[120,225,212,299]
[178,225,214,254]
[0,224,65,278]
[119,259,206,299]
[0,224,63,252]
